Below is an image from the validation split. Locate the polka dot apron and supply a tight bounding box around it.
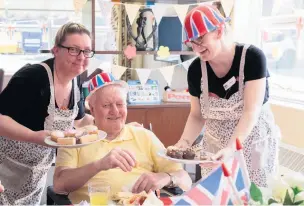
[0,63,79,205]
[199,45,281,187]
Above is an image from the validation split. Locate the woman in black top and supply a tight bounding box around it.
[174,5,281,188]
[0,22,95,205]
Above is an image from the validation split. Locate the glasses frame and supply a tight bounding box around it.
[58,44,95,58]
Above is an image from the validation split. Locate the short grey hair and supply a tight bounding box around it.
[54,22,91,47]
[88,84,128,109]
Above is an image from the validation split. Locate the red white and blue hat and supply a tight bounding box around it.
[87,72,128,102]
[184,5,230,43]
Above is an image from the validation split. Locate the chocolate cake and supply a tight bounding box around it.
[166,146,184,159]
[182,148,195,160]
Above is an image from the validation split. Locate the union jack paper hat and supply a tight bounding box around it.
[87,72,128,102]
[184,5,230,43]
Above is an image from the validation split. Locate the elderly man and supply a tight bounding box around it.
[53,73,192,204]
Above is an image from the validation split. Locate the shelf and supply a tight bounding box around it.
[40,50,195,55]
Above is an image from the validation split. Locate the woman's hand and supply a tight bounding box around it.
[199,147,234,168]
[32,130,51,146]
[0,181,4,192]
[174,138,192,149]
[212,147,234,162]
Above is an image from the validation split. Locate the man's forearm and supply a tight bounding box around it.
[54,161,102,194]
[169,170,192,191]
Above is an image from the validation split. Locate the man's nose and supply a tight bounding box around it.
[110,105,119,114]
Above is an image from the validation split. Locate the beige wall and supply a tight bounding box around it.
[271,104,304,148]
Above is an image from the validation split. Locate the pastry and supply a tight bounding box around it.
[64,129,77,137]
[57,137,76,145]
[75,129,85,137]
[78,134,98,144]
[50,130,65,142]
[83,125,98,134]
[166,146,183,159]
[183,148,195,160]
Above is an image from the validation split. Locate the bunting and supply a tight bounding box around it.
[111,64,127,80]
[135,68,152,86]
[91,56,196,85]
[159,65,175,86]
[124,4,141,24]
[220,0,235,17]
[150,3,170,24]
[173,4,189,25]
[97,0,113,19]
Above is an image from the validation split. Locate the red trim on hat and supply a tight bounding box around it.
[92,76,98,90]
[101,73,111,83]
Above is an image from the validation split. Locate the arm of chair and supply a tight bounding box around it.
[160,186,184,197]
[47,186,72,205]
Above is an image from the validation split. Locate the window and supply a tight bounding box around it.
[259,0,304,104]
[0,0,92,74]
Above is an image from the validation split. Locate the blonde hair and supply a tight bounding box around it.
[54,22,91,47]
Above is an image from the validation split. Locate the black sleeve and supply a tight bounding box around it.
[187,57,202,98]
[75,75,85,120]
[244,45,270,82]
[0,67,41,121]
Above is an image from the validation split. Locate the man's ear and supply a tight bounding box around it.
[89,104,95,117]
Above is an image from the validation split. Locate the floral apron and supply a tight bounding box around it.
[0,63,79,205]
[200,45,281,187]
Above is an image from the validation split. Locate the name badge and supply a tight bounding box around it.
[223,76,236,91]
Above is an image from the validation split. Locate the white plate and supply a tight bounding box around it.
[44,130,107,148]
[157,149,220,165]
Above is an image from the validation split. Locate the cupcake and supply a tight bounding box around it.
[183,148,195,160]
[50,130,64,142]
[166,146,183,159]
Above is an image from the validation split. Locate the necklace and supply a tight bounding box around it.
[54,65,71,110]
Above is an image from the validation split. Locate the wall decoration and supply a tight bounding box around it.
[157,46,170,58]
[124,44,137,60]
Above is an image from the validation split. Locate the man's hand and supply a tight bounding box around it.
[98,148,137,172]
[132,172,170,194]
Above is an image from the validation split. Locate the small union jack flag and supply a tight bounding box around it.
[161,153,250,205]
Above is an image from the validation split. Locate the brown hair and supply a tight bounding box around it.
[54,22,91,46]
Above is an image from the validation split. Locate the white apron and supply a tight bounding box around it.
[200,45,281,187]
[0,63,79,205]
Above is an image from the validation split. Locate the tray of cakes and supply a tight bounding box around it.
[44,125,107,148]
[112,191,163,205]
[157,146,219,164]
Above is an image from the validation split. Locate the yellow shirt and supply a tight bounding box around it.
[55,125,183,204]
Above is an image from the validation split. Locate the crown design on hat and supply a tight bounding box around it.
[184,5,230,43]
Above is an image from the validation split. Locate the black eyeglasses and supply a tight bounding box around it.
[58,44,95,58]
[185,35,205,48]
